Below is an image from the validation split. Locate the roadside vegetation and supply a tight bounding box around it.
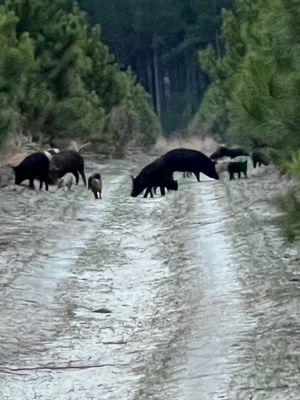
[0,0,161,156]
[189,0,300,241]
[195,0,300,160]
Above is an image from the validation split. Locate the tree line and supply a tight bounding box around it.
[196,0,300,171]
[76,0,233,133]
[0,0,161,156]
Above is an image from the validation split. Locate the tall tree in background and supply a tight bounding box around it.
[76,0,233,133]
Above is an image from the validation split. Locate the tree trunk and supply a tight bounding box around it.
[146,60,154,100]
[153,36,161,118]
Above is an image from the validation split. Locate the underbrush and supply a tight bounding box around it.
[278,150,300,242]
[280,190,300,243]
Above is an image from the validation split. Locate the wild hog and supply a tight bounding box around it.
[88,173,102,199]
[252,151,269,168]
[57,173,74,191]
[227,158,248,180]
[13,152,50,190]
[49,150,86,186]
[161,148,219,181]
[210,146,249,160]
[131,158,178,198]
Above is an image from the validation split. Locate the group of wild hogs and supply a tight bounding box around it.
[12,149,102,199]
[10,145,269,199]
[131,146,269,198]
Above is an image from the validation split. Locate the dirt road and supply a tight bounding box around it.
[0,158,299,399]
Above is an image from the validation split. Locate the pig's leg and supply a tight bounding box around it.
[73,171,79,185]
[79,167,87,186]
[143,187,152,198]
[160,186,166,196]
[29,178,35,190]
[194,171,200,182]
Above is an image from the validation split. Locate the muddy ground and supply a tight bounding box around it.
[0,154,299,400]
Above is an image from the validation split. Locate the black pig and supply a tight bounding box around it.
[252,151,269,168]
[131,158,178,198]
[210,146,249,160]
[49,150,86,186]
[13,152,50,190]
[227,159,248,180]
[162,148,219,181]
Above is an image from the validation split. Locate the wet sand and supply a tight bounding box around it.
[0,158,299,399]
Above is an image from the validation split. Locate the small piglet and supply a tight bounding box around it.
[88,173,102,199]
[57,173,74,191]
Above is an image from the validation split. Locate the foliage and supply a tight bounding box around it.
[198,0,300,155]
[283,150,300,180]
[102,73,162,157]
[197,0,300,240]
[0,0,160,154]
[280,190,300,242]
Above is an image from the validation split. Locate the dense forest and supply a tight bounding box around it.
[0,0,161,156]
[76,0,233,133]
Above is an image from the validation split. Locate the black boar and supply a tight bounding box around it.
[49,150,86,186]
[210,146,249,160]
[131,158,178,198]
[227,159,248,180]
[88,173,102,199]
[252,151,269,168]
[162,148,219,181]
[13,152,50,190]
